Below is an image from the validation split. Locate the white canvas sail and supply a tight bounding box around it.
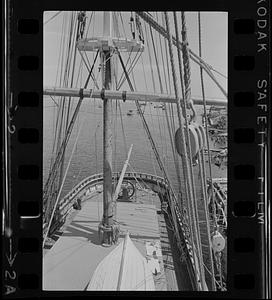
[87,233,155,290]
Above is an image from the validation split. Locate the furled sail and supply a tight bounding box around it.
[87,232,155,290]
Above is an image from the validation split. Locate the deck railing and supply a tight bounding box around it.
[47,172,169,234]
[59,172,167,208]
[44,171,219,290]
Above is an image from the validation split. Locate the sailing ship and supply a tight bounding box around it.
[43,11,227,291]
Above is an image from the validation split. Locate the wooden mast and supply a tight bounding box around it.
[73,12,143,245]
[100,12,116,244]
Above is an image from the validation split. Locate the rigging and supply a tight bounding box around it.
[136,11,227,98]
[44,48,100,223]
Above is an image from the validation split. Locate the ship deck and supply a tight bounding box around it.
[43,187,192,291]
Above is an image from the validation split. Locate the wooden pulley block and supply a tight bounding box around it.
[211,230,226,252]
[198,124,206,148]
[193,123,206,150]
[175,124,199,158]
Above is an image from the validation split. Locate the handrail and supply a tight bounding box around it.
[47,172,169,230]
[59,171,167,206]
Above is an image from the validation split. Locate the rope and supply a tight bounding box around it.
[189,52,227,98]
[119,50,143,89]
[210,67,227,80]
[126,163,149,191]
[72,121,101,190]
[49,96,59,107]
[59,13,82,187]
[148,25,167,187]
[173,10,204,272]
[180,11,210,289]
[43,100,90,248]
[197,12,218,230]
[162,15,182,192]
[117,49,178,205]
[149,26,166,158]
[48,13,65,178]
[203,263,225,290]
[113,99,118,185]
[164,11,193,228]
[116,49,134,88]
[78,51,99,89]
[197,149,217,290]
[44,47,100,233]
[44,11,62,25]
[149,23,183,200]
[173,12,197,209]
[55,14,73,184]
[43,50,100,220]
[49,49,99,178]
[162,10,188,219]
[179,12,196,121]
[196,13,218,290]
[136,11,227,99]
[144,23,157,92]
[118,103,128,154]
[164,9,195,248]
[164,11,205,290]
[46,12,77,217]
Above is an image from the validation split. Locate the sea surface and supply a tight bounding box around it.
[43,98,226,198]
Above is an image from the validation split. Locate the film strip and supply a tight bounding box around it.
[2,0,270,298]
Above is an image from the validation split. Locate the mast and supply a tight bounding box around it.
[100,11,115,244]
[75,12,143,245]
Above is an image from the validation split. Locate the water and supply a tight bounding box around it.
[43,98,226,199]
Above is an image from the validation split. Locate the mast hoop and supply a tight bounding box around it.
[122,91,127,102]
[79,88,84,99]
[101,88,106,100]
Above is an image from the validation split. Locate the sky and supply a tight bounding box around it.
[43,11,227,100]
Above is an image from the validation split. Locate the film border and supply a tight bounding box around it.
[2,0,270,298]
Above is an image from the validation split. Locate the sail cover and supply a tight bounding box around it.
[87,233,155,290]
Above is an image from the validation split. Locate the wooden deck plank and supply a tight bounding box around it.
[43,191,167,291]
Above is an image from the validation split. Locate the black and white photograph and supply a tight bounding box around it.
[42,11,227,291]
